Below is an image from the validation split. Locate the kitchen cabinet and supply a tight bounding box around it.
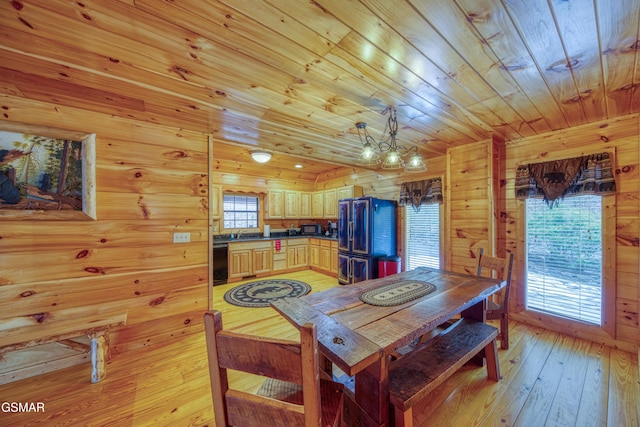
[319,240,332,271]
[267,190,285,219]
[331,240,339,273]
[284,190,299,218]
[337,185,363,201]
[272,239,287,271]
[287,238,309,269]
[309,238,334,274]
[228,241,272,280]
[309,238,321,269]
[228,248,252,279]
[323,189,337,218]
[311,191,324,218]
[299,191,312,219]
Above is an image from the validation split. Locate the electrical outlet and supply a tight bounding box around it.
[173,232,191,243]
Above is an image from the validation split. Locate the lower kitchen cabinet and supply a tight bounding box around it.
[310,238,337,275]
[287,238,308,269]
[228,241,272,280]
[272,239,287,271]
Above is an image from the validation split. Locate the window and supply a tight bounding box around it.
[223,194,259,229]
[525,195,602,324]
[405,204,440,269]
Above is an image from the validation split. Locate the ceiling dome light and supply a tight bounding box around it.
[250,150,272,163]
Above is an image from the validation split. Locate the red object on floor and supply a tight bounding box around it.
[378,256,401,278]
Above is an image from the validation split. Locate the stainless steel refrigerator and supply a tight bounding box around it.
[337,196,397,285]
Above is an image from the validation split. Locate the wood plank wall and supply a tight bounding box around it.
[0,95,210,356]
[504,114,639,352]
[445,140,495,274]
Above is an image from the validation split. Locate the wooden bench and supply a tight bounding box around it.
[388,318,500,427]
[0,315,125,385]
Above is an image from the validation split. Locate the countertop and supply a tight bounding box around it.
[213,234,337,247]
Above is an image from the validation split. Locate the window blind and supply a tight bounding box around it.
[526,195,602,324]
[405,204,440,269]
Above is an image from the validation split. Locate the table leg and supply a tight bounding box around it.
[461,298,487,322]
[355,355,389,426]
[462,299,489,367]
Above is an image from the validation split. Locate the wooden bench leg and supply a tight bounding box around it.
[395,405,413,427]
[500,315,509,350]
[484,339,500,381]
[90,332,108,383]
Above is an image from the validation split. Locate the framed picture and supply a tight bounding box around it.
[0,122,96,220]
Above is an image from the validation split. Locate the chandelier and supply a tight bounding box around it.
[355,108,427,172]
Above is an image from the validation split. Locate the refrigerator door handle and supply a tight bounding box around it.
[349,257,353,281]
[348,221,353,242]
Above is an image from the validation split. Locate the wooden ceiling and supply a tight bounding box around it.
[1,0,639,172]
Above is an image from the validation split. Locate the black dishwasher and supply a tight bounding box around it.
[212,243,228,286]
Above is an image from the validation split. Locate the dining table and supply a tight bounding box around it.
[271,266,505,427]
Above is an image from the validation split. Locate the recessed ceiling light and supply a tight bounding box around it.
[295,164,303,168]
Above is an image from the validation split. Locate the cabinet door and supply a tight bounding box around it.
[309,242,320,268]
[312,191,324,218]
[323,189,337,218]
[228,249,252,279]
[331,243,338,273]
[337,185,363,201]
[253,247,272,274]
[299,192,312,219]
[284,190,299,218]
[268,190,284,218]
[319,246,331,271]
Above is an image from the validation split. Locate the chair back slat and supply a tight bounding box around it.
[216,331,303,384]
[226,390,305,427]
[475,248,514,307]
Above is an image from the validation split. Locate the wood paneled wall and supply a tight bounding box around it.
[445,139,497,274]
[0,95,210,356]
[504,114,639,351]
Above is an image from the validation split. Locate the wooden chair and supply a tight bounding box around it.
[203,310,344,427]
[476,248,514,350]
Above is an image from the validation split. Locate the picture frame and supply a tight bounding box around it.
[0,122,96,220]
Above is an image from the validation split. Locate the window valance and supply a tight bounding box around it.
[398,177,443,212]
[515,152,616,205]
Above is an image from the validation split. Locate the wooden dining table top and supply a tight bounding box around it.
[271,267,505,377]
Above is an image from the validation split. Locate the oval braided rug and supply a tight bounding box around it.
[360,280,436,306]
[223,279,312,308]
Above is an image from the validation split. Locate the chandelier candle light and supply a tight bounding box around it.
[355,108,427,172]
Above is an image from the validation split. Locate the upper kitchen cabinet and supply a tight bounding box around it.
[299,192,312,219]
[337,185,363,201]
[267,190,285,219]
[312,191,324,218]
[323,189,338,218]
[284,190,300,219]
[323,186,363,219]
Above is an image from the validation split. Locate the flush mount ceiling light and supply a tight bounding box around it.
[250,150,272,163]
[355,107,427,173]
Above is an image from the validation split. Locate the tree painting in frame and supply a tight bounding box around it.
[0,123,96,220]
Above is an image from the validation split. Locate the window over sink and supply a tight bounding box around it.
[223,194,259,229]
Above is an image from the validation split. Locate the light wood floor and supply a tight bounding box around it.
[1,270,638,426]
